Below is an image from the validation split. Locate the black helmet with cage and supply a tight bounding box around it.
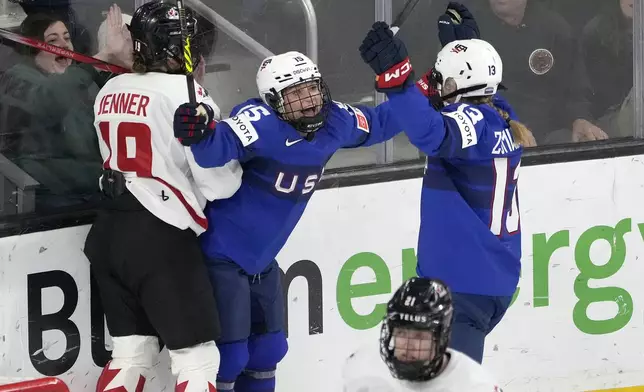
[380,277,454,381]
[128,0,201,73]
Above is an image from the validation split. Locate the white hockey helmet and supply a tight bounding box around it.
[256,51,331,133]
[257,51,322,102]
[434,39,503,102]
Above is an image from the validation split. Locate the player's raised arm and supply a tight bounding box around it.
[333,100,404,149]
[359,21,449,155]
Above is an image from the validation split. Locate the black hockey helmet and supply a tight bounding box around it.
[128,0,201,72]
[380,277,454,381]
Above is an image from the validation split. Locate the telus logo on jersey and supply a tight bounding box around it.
[492,128,518,155]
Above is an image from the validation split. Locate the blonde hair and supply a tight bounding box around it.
[467,96,537,148]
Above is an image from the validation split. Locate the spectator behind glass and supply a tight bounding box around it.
[96,8,133,69]
[461,0,601,145]
[0,8,129,212]
[535,0,605,35]
[571,0,633,141]
[20,13,76,73]
[18,0,92,55]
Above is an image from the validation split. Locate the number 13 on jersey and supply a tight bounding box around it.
[489,157,520,236]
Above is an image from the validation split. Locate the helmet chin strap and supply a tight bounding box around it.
[442,93,462,107]
[440,83,488,104]
[290,113,325,134]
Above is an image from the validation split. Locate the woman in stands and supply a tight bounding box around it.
[0,5,130,211]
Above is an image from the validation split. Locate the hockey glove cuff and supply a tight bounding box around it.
[174,102,217,146]
[375,57,415,93]
[416,68,444,110]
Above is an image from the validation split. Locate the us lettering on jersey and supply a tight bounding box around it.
[274,172,321,195]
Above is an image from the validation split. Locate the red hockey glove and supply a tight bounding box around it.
[416,68,444,110]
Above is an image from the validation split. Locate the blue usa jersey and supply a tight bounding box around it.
[387,86,522,296]
[191,98,403,274]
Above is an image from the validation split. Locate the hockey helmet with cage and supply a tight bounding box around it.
[380,277,454,381]
[434,38,503,103]
[256,51,332,134]
[128,0,202,72]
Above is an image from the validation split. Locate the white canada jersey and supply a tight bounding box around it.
[94,72,242,235]
[343,345,503,392]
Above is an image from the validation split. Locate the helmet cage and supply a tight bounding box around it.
[379,312,450,381]
[263,76,332,134]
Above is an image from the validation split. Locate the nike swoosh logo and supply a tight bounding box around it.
[285,139,303,147]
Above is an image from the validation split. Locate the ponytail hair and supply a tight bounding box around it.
[132,52,147,74]
[466,96,537,148]
[131,51,182,74]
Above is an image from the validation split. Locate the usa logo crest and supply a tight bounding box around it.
[450,44,468,54]
[259,59,272,71]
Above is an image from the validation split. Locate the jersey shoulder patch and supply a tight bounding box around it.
[442,103,485,149]
[222,101,273,147]
[333,101,370,133]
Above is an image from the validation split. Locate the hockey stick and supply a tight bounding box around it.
[176,0,197,104]
[0,27,130,74]
[390,0,422,35]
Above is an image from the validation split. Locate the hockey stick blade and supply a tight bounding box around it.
[176,0,197,104]
[0,27,130,74]
[390,0,422,35]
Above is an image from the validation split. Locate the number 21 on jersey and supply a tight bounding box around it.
[489,157,520,236]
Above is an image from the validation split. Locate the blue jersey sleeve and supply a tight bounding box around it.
[385,85,489,160]
[333,101,404,149]
[190,101,276,168]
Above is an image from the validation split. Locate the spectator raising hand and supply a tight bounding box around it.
[96,4,132,70]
